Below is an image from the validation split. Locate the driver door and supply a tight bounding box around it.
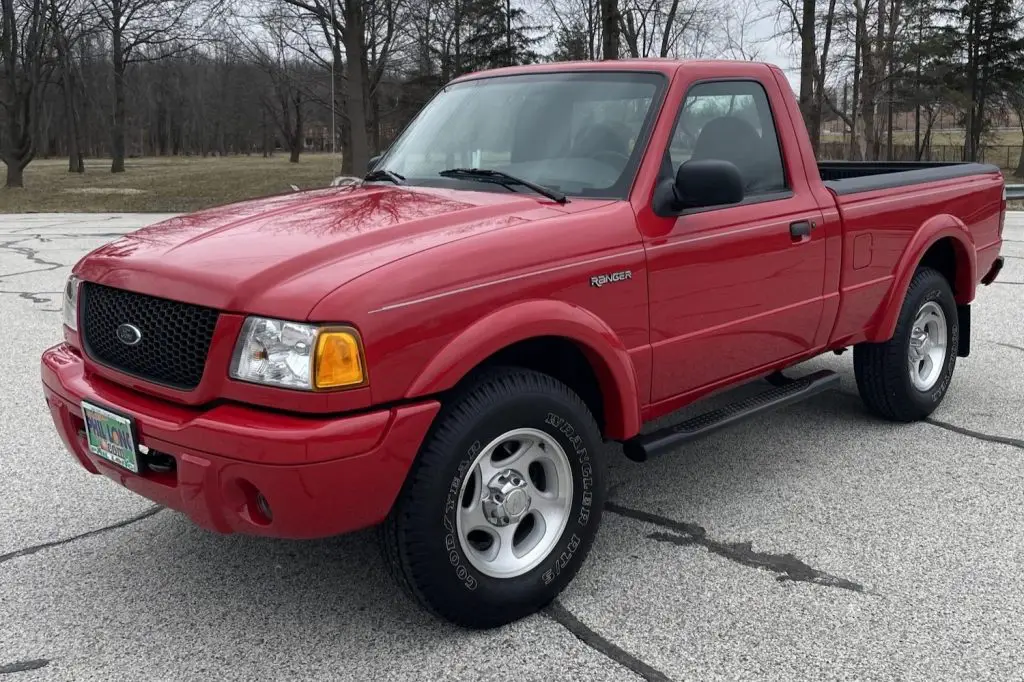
[646,78,827,402]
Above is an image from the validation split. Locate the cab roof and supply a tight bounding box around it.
[448,59,777,84]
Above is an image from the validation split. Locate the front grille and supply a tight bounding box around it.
[80,282,220,390]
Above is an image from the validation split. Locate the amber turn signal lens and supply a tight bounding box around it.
[314,330,365,388]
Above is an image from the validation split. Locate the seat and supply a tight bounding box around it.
[689,116,784,193]
[571,122,630,159]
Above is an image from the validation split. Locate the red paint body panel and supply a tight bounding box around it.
[42,343,439,538]
[42,58,1005,538]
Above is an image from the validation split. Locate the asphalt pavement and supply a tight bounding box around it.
[1,211,1022,681]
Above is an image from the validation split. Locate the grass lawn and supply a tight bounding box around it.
[0,154,344,213]
[821,128,1024,146]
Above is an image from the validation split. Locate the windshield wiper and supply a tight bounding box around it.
[438,168,567,204]
[364,168,406,185]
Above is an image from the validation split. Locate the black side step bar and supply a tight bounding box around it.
[622,370,840,462]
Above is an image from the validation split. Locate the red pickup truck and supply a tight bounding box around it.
[42,59,1006,628]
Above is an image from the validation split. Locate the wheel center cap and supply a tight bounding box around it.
[504,489,529,517]
[482,469,531,527]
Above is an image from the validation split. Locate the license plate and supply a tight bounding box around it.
[81,401,139,473]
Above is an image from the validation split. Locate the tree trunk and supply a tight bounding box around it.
[370,90,381,152]
[798,0,816,138]
[342,1,369,175]
[5,162,25,188]
[886,77,894,160]
[660,0,681,58]
[56,28,85,173]
[809,0,837,156]
[849,15,861,160]
[857,0,880,161]
[963,7,979,161]
[261,107,270,157]
[600,0,619,59]
[2,0,42,187]
[289,92,302,163]
[110,13,126,173]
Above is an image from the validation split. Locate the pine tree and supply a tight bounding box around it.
[935,0,1024,160]
[461,0,543,73]
[552,21,589,62]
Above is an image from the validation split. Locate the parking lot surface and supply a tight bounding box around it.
[1,212,1022,681]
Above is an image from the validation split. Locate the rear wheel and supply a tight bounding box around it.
[380,367,606,628]
[854,266,959,421]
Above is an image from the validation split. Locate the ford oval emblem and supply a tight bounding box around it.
[116,323,143,346]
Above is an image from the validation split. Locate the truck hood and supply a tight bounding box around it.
[75,185,568,319]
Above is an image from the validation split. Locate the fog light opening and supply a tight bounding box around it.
[236,479,273,526]
[256,492,273,522]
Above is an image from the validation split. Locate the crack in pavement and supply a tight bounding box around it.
[604,502,869,593]
[925,418,1024,450]
[0,659,49,675]
[833,388,1023,451]
[0,289,62,307]
[0,238,65,282]
[995,341,1024,353]
[0,235,79,308]
[5,215,128,234]
[545,600,672,682]
[0,232,128,239]
[0,506,164,566]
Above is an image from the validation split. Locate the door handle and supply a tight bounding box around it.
[789,220,814,239]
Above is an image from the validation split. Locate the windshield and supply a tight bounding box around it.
[375,71,667,199]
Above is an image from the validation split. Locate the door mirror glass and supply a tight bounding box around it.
[654,159,744,216]
[367,154,382,172]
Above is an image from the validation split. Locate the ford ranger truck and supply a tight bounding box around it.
[41,59,1006,629]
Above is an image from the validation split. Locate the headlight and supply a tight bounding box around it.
[229,317,366,391]
[62,275,80,331]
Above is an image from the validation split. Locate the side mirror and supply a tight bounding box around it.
[653,159,744,216]
[367,155,382,172]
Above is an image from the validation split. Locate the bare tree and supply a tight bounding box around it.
[1,0,53,188]
[49,0,93,172]
[235,10,307,162]
[544,0,600,59]
[279,0,372,174]
[775,0,819,145]
[620,0,718,59]
[808,0,838,151]
[92,0,216,172]
[716,0,767,60]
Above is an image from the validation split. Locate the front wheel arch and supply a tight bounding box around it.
[404,300,643,440]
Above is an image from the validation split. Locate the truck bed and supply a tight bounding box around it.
[819,161,1000,195]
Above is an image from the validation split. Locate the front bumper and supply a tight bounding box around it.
[41,343,440,539]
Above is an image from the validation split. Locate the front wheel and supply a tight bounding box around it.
[854,266,959,421]
[380,367,606,628]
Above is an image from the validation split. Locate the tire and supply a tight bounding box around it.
[380,367,606,629]
[853,266,959,421]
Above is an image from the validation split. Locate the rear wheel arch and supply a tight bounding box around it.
[404,301,643,441]
[869,218,976,343]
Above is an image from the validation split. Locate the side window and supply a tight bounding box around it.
[666,80,787,195]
